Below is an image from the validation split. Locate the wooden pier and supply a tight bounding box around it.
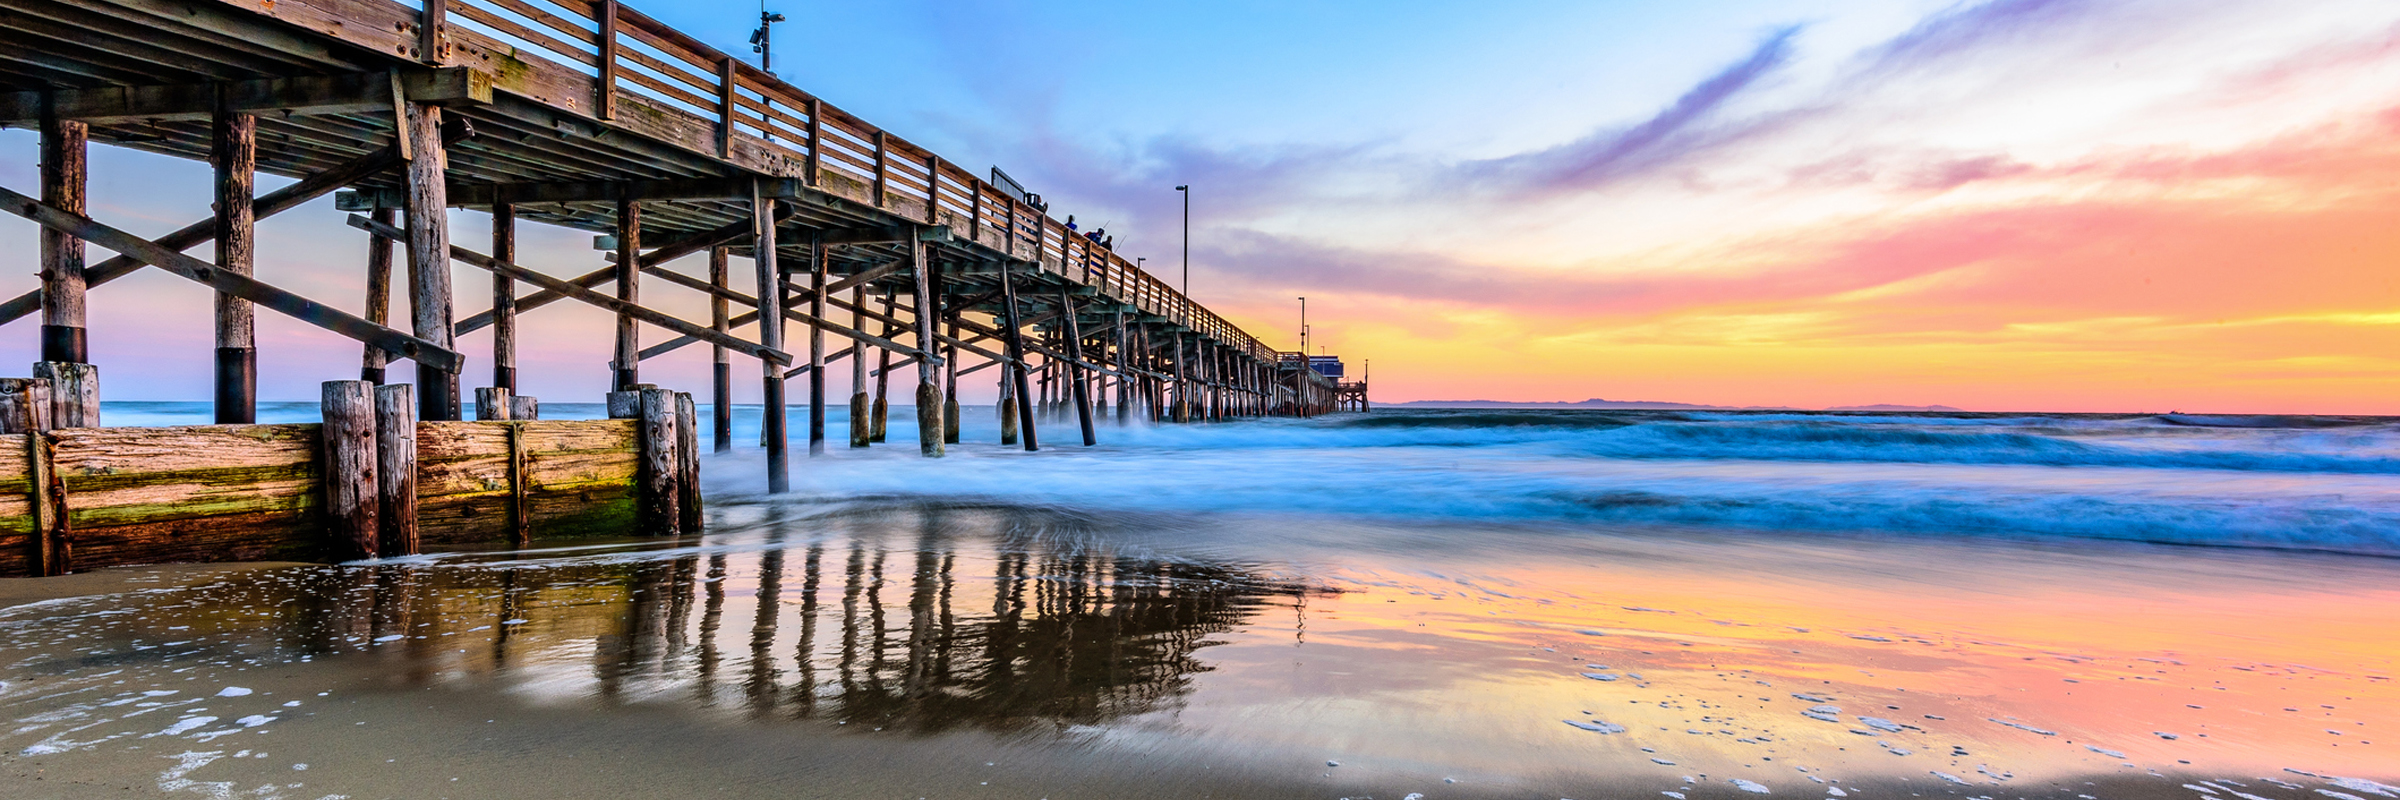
[0,0,1349,572]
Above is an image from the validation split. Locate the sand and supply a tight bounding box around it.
[1,501,2394,799]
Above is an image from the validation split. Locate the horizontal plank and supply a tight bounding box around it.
[49,424,317,474]
[67,511,322,572]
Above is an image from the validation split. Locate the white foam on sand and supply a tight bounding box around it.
[153,717,216,738]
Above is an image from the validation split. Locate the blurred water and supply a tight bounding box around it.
[109,403,2400,555]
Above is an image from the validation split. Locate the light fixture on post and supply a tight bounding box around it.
[1175,185,1189,297]
[750,8,787,75]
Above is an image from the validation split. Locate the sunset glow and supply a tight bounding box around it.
[2,0,2397,412]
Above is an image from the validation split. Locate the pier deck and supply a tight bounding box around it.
[0,0,1342,481]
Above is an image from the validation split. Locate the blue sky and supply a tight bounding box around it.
[4,0,2400,411]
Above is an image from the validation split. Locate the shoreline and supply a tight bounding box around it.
[2,501,2393,798]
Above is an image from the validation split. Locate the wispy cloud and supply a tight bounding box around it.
[1454,25,1806,196]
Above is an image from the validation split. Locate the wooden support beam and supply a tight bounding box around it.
[943,309,961,444]
[419,0,450,64]
[0,144,408,328]
[213,86,257,424]
[752,185,789,492]
[361,207,395,384]
[781,344,854,379]
[999,260,1038,451]
[491,199,517,392]
[807,236,826,456]
[709,246,732,453]
[805,98,822,186]
[404,100,461,421]
[0,70,491,126]
[348,215,791,366]
[1115,308,1132,425]
[632,259,960,362]
[849,282,869,449]
[716,57,736,159]
[870,292,892,443]
[1060,287,1095,446]
[911,235,943,456]
[454,204,795,336]
[613,192,640,391]
[871,130,887,208]
[38,93,86,364]
[596,0,620,121]
[0,185,460,371]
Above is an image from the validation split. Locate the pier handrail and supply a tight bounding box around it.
[387,0,1281,362]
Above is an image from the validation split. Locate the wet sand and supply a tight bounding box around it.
[2,500,2396,799]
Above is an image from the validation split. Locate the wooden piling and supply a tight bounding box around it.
[505,421,529,548]
[38,92,87,366]
[34,362,97,428]
[213,86,257,424]
[4,378,65,576]
[806,235,827,456]
[321,380,379,560]
[638,387,680,534]
[403,101,458,422]
[676,392,702,532]
[361,206,395,384]
[999,261,1038,451]
[1173,335,1189,423]
[613,191,642,392]
[849,284,871,448]
[998,377,1018,445]
[608,390,641,419]
[0,378,51,435]
[709,247,733,453]
[374,383,418,557]
[491,200,518,393]
[871,293,893,444]
[943,317,961,445]
[1058,287,1096,446]
[509,395,540,421]
[750,183,788,492]
[911,236,943,457]
[475,387,512,420]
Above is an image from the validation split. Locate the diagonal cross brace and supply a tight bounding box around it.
[631,265,952,363]
[0,144,405,327]
[348,214,792,366]
[0,184,461,371]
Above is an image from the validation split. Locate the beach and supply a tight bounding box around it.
[3,408,2396,799]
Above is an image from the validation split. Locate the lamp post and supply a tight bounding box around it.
[750,8,786,75]
[1175,185,1189,297]
[1298,296,1307,363]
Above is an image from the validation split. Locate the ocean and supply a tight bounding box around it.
[2,405,2395,798]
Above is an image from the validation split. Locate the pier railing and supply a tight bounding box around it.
[373,0,1277,362]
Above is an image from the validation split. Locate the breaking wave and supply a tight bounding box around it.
[688,407,2400,558]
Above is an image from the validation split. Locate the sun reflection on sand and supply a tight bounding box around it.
[2,503,2395,798]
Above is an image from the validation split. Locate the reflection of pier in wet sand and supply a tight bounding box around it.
[257,504,1320,733]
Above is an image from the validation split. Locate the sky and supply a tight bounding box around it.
[3,0,2399,412]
